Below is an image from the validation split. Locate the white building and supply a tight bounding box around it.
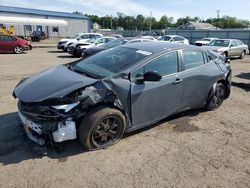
[0,6,91,38]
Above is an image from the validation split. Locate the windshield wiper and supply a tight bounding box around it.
[72,66,102,79]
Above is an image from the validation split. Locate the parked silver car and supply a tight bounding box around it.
[194,38,218,46]
[159,35,189,44]
[203,39,249,59]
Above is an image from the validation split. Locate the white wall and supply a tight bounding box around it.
[0,12,90,37]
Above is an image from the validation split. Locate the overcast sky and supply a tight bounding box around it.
[1,0,250,21]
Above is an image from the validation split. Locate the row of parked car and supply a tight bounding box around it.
[57,33,249,60]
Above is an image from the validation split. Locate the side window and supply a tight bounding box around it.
[131,52,178,80]
[1,36,10,41]
[80,34,88,39]
[96,38,105,44]
[182,51,205,70]
[89,34,96,39]
[175,37,183,41]
[8,36,16,41]
[171,37,176,42]
[236,40,243,46]
[230,40,237,47]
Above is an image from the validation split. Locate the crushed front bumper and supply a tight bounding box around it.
[17,101,77,146]
[18,110,46,145]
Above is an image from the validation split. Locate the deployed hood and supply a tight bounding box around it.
[14,65,97,103]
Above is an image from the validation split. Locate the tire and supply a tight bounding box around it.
[14,46,23,54]
[239,50,246,59]
[79,106,126,150]
[221,52,228,59]
[206,83,226,110]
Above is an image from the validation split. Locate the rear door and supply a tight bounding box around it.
[178,50,219,109]
[130,51,183,127]
[229,40,241,56]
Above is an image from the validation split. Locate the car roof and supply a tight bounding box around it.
[165,35,182,37]
[122,41,201,54]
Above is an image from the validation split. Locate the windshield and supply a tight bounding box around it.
[101,39,127,48]
[86,38,97,43]
[208,40,230,47]
[160,36,171,41]
[70,34,80,39]
[74,47,151,78]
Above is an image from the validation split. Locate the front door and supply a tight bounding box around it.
[130,51,183,127]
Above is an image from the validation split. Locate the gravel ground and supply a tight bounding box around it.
[0,48,250,188]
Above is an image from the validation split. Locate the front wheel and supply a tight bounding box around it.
[14,46,23,54]
[206,83,226,110]
[79,106,126,150]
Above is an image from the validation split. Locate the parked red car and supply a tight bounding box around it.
[0,35,31,54]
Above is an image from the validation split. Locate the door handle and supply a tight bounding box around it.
[173,78,182,85]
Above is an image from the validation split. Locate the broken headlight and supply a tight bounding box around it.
[51,101,80,113]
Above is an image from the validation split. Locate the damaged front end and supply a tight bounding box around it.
[16,84,123,148]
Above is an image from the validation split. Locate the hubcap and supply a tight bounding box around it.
[15,47,22,53]
[92,116,122,147]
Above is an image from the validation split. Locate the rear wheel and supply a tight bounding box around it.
[240,50,246,59]
[14,46,23,54]
[79,106,126,150]
[206,83,226,110]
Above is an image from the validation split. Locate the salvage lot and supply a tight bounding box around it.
[0,47,250,187]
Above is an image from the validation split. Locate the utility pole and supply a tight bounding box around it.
[216,10,221,30]
[110,15,112,30]
[216,10,221,19]
[149,11,152,31]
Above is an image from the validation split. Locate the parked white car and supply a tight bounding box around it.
[57,33,103,51]
[67,37,116,57]
[127,38,154,43]
[159,35,189,44]
[141,36,157,41]
[194,38,218,46]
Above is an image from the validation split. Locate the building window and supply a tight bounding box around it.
[24,25,32,31]
[52,27,59,32]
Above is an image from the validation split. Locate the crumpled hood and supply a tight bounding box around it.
[14,65,97,103]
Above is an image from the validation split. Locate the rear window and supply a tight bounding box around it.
[183,51,205,70]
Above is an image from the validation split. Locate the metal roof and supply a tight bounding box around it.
[0,6,89,20]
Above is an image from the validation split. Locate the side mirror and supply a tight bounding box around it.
[143,71,162,82]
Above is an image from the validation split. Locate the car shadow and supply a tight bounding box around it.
[235,72,250,80]
[0,108,206,166]
[57,55,80,58]
[231,72,250,92]
[47,50,66,53]
[232,81,250,92]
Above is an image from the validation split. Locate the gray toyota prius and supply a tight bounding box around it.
[13,42,232,151]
